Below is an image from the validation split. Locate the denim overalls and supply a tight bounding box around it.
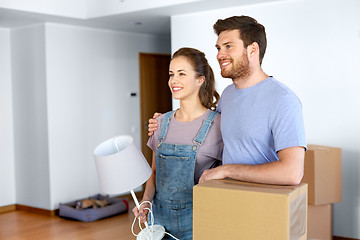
[152,110,217,240]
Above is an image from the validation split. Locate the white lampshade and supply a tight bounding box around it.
[94,135,152,194]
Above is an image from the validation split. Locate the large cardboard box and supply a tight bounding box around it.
[307,204,332,240]
[193,179,308,240]
[302,145,342,205]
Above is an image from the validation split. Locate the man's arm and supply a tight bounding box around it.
[199,146,305,185]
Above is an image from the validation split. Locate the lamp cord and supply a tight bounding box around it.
[131,201,180,240]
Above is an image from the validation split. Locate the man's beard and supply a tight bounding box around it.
[220,52,251,80]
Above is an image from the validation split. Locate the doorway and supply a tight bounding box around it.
[139,53,172,165]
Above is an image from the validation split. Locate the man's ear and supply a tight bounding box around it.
[247,42,259,60]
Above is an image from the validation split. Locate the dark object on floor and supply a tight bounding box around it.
[75,195,109,209]
[59,194,128,222]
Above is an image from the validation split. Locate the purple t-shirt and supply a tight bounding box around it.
[147,109,223,183]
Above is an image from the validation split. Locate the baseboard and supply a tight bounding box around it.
[333,236,360,240]
[15,204,58,216]
[0,204,16,213]
[0,193,137,217]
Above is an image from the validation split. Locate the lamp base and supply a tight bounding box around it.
[136,224,165,240]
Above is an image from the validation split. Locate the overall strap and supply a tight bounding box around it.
[158,111,173,142]
[193,111,217,145]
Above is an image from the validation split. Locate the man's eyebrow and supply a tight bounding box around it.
[223,41,234,45]
[215,41,233,48]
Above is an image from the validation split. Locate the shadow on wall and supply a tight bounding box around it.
[334,149,360,237]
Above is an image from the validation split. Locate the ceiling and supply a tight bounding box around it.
[0,0,279,37]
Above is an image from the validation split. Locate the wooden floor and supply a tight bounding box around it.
[0,204,141,240]
[2,207,357,240]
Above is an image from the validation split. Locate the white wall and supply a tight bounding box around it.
[86,0,200,18]
[44,23,171,209]
[0,29,16,206]
[0,0,201,18]
[171,0,360,238]
[1,23,170,210]
[11,24,51,209]
[0,0,86,18]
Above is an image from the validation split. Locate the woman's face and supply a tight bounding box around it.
[168,56,203,101]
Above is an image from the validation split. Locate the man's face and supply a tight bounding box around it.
[215,30,251,80]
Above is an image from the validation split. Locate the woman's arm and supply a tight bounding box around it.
[132,151,157,223]
[142,152,157,201]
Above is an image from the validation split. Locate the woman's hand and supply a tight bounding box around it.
[132,200,151,223]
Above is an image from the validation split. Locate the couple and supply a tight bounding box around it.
[133,15,306,239]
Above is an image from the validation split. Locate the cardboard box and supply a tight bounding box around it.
[307,204,332,240]
[302,145,342,205]
[193,179,308,240]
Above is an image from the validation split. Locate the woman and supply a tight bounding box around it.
[133,47,223,239]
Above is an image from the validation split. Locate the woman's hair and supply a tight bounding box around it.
[213,15,267,65]
[171,47,220,110]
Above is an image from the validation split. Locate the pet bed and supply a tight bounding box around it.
[59,194,128,222]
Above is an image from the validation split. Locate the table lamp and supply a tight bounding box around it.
[93,135,165,240]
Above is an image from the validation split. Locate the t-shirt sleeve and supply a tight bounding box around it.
[147,135,157,152]
[271,94,307,152]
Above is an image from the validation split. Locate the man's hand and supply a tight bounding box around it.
[198,165,227,184]
[148,112,162,136]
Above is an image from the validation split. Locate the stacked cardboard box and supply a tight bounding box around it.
[193,179,308,240]
[301,145,342,240]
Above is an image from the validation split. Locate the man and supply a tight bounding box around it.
[149,16,306,185]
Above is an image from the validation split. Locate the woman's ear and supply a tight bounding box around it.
[197,76,205,86]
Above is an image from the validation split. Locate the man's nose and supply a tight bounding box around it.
[217,49,226,60]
